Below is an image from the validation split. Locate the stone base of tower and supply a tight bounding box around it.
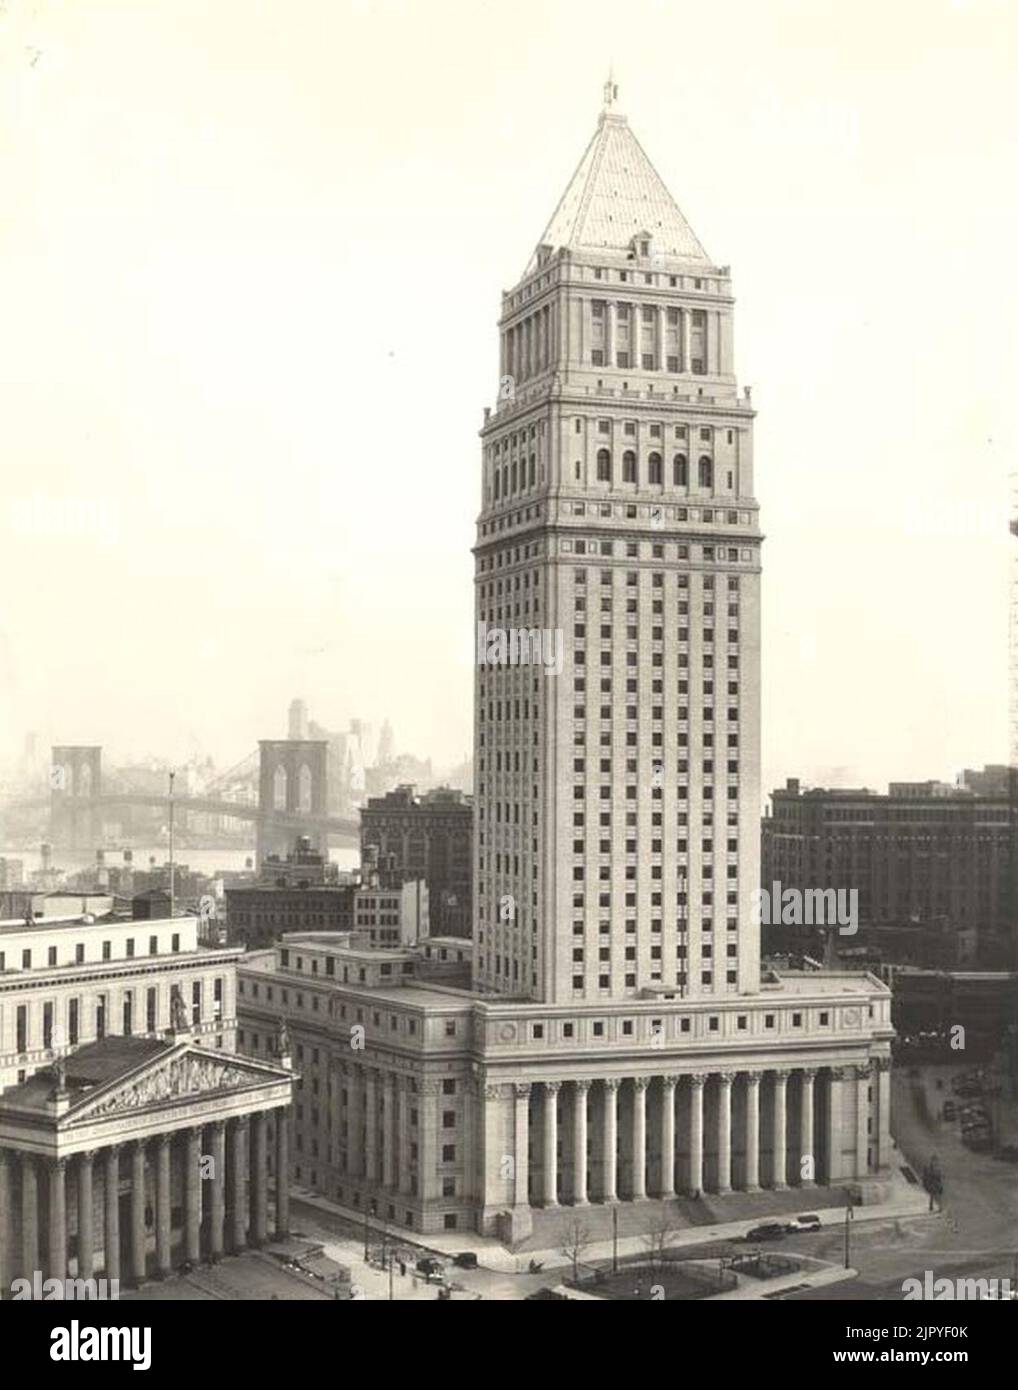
[478,1204,533,1245]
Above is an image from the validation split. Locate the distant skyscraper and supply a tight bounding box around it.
[474,92,761,1004]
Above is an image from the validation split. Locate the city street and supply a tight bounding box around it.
[788,1060,1018,1300]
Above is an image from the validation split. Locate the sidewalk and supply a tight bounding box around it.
[290,1164,932,1278]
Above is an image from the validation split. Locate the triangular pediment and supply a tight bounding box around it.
[65,1045,290,1125]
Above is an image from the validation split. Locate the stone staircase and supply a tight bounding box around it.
[519,1184,849,1252]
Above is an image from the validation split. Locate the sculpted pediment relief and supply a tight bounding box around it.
[72,1052,268,1122]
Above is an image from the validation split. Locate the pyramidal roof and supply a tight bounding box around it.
[527,99,710,275]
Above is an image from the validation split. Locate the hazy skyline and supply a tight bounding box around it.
[2,0,1015,801]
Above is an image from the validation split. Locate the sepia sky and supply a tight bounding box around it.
[1,0,1015,801]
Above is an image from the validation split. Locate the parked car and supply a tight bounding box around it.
[786,1213,822,1233]
[416,1257,443,1276]
[744,1222,786,1243]
[452,1251,478,1269]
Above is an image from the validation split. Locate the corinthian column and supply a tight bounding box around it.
[800,1069,816,1186]
[631,1077,649,1200]
[76,1152,95,1281]
[21,1155,39,1278]
[572,1080,590,1206]
[772,1070,789,1189]
[275,1112,290,1238]
[602,1079,619,1203]
[129,1141,147,1285]
[855,1064,871,1178]
[513,1083,531,1209]
[542,1082,560,1207]
[688,1074,705,1195]
[659,1078,677,1198]
[228,1117,248,1253]
[744,1074,761,1192]
[103,1146,120,1281]
[184,1128,202,1264]
[717,1075,733,1195]
[208,1121,225,1259]
[251,1111,268,1245]
[155,1136,172,1276]
[47,1158,67,1283]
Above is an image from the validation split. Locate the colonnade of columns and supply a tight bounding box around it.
[499,300,724,386]
[515,1064,875,1209]
[0,1109,289,1294]
[339,1064,438,1202]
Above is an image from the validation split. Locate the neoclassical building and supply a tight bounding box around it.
[239,936,890,1241]
[236,87,892,1244]
[0,913,295,1294]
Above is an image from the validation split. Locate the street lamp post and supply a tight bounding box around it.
[364,1199,376,1261]
[844,1192,854,1269]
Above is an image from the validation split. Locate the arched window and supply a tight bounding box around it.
[511,460,518,493]
[674,453,688,487]
[648,452,662,485]
[493,468,501,499]
[529,453,536,488]
[501,464,508,496]
[622,450,637,483]
[298,764,313,814]
[596,448,611,482]
[273,765,287,811]
[698,455,713,488]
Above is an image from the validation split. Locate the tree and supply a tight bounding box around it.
[641,1202,680,1268]
[559,1219,593,1284]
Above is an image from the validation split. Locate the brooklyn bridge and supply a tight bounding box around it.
[1,740,359,858]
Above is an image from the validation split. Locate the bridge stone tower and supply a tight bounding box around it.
[50,746,102,850]
[256,740,329,867]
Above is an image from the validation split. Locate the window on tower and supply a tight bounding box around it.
[596,449,612,482]
[698,457,713,489]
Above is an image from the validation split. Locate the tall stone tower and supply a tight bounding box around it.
[473,87,762,1006]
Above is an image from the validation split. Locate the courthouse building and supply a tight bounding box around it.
[236,86,893,1244]
[0,913,294,1295]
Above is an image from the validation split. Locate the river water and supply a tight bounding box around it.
[2,845,360,879]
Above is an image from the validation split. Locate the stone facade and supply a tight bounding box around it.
[239,936,892,1239]
[236,90,893,1246]
[1,915,239,1092]
[0,1036,293,1294]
